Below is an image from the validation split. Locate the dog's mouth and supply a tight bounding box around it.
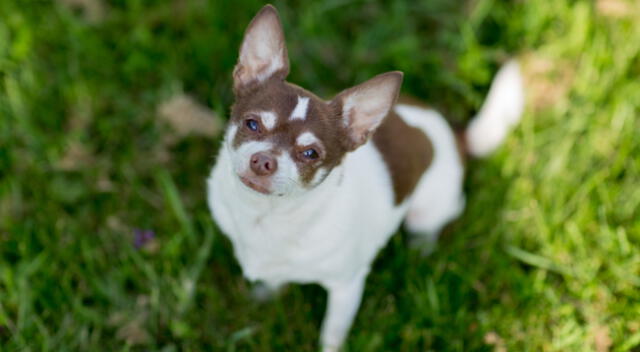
[239,175,272,195]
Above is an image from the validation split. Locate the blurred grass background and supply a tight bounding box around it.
[1,0,639,351]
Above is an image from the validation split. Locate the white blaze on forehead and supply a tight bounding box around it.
[296,132,319,146]
[290,96,310,120]
[259,111,277,130]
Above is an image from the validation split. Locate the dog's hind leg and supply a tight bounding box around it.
[400,60,524,252]
[395,105,466,248]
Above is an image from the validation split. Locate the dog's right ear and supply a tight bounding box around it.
[233,5,289,94]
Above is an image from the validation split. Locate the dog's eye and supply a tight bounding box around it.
[302,148,319,160]
[245,119,260,132]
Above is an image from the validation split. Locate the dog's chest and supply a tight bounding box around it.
[215,185,372,285]
[229,206,341,282]
[208,142,410,285]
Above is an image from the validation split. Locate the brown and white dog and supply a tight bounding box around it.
[207,4,524,351]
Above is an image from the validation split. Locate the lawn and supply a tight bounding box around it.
[1,0,639,351]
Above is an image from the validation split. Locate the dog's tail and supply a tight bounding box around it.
[463,60,525,157]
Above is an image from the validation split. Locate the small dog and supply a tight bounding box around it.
[207,4,524,351]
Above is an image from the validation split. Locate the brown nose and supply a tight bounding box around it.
[250,152,278,176]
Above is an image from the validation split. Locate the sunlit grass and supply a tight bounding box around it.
[1,0,638,351]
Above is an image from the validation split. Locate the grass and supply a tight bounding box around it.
[1,0,639,351]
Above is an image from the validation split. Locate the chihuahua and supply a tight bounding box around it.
[207,4,524,351]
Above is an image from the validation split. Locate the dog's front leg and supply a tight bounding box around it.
[320,270,368,352]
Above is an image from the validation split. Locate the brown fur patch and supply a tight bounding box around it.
[231,77,351,186]
[372,110,433,204]
[398,94,468,161]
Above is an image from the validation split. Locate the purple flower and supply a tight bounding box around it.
[133,229,155,249]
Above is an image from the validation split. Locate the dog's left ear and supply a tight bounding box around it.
[332,71,404,150]
[233,5,289,93]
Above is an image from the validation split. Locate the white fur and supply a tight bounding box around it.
[273,152,300,195]
[395,104,465,241]
[230,140,274,176]
[208,138,407,350]
[208,60,523,352]
[311,167,328,186]
[209,141,405,284]
[290,96,310,120]
[226,124,238,143]
[296,131,318,146]
[226,136,306,196]
[259,111,277,130]
[466,60,525,157]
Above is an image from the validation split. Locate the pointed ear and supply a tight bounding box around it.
[332,71,403,149]
[233,5,289,93]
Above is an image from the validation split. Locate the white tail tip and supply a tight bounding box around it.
[466,60,525,157]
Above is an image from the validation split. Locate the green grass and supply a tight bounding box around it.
[1,0,639,351]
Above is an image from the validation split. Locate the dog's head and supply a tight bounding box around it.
[225,5,402,196]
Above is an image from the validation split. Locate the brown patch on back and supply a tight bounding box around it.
[398,95,469,162]
[372,110,433,204]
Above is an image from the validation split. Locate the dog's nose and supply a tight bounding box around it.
[250,152,278,176]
